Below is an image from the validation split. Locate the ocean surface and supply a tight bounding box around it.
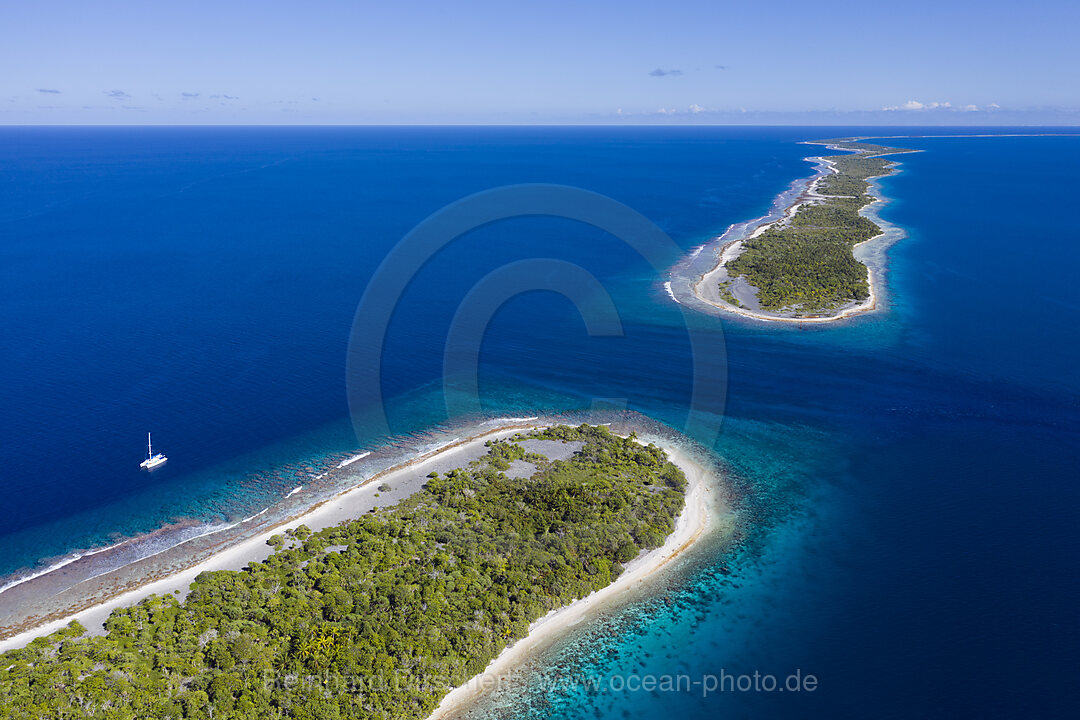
[1,127,1078,717]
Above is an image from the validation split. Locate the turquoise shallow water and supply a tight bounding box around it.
[0,128,1078,717]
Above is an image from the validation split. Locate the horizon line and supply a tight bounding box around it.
[3,122,1080,129]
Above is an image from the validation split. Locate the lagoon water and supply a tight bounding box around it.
[1,127,1077,717]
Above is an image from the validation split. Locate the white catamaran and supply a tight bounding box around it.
[140,432,167,470]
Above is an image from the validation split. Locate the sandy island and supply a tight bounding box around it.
[690,141,910,324]
[0,421,725,720]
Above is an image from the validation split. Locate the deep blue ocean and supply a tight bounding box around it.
[1,127,1077,718]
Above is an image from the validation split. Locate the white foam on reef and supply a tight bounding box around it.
[0,452,348,608]
[415,438,463,456]
[241,507,270,524]
[0,540,127,598]
[50,520,243,590]
[481,416,538,426]
[337,452,371,468]
[663,281,676,300]
[0,505,269,600]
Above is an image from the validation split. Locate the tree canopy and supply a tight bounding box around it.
[0,425,687,720]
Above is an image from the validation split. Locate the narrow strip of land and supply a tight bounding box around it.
[695,138,915,322]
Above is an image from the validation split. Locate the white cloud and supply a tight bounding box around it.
[657,107,675,115]
[882,100,955,111]
[960,104,979,112]
[989,102,1001,109]
[689,103,705,113]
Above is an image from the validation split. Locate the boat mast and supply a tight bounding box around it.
[147,432,152,457]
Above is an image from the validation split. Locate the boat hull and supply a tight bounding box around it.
[140,454,167,470]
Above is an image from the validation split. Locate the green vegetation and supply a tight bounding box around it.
[716,281,743,308]
[816,172,868,198]
[724,139,913,315]
[0,425,686,720]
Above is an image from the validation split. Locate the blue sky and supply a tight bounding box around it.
[3,0,1079,124]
